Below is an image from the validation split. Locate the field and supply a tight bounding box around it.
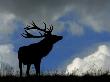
[0,74,110,82]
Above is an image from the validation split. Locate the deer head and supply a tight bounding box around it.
[22,21,63,44]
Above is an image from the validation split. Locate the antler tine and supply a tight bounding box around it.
[48,25,53,32]
[43,22,47,31]
[24,21,41,30]
[21,30,30,38]
[50,25,53,32]
[39,32,43,36]
[46,27,50,31]
[21,33,27,38]
[24,30,34,38]
[24,25,31,30]
[31,21,37,27]
[22,30,45,38]
[30,21,48,33]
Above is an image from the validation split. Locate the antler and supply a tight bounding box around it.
[25,21,53,33]
[21,30,45,38]
[22,21,54,38]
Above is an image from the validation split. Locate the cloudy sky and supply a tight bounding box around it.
[0,0,110,75]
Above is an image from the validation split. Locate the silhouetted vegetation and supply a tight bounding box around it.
[0,73,110,82]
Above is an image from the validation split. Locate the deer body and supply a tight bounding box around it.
[18,22,63,77]
[18,41,53,65]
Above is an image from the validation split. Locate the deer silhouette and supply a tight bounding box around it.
[18,21,63,77]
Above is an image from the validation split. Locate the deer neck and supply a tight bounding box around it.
[40,39,54,46]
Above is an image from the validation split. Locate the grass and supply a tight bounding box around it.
[0,72,110,82]
[0,68,110,82]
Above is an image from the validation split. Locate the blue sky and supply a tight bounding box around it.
[10,15,110,72]
[0,0,110,74]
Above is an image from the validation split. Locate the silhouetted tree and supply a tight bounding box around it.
[18,21,63,77]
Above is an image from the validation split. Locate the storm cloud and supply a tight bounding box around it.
[0,0,110,34]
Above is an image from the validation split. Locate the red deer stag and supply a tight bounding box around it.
[18,21,63,77]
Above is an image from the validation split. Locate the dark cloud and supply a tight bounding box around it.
[0,0,110,34]
[0,0,73,22]
[0,0,109,22]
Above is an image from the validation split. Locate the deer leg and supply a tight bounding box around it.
[34,60,41,77]
[19,61,22,77]
[26,64,31,76]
